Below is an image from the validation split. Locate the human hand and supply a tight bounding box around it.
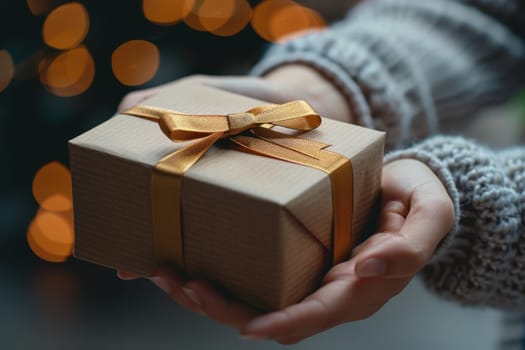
[117,64,353,123]
[119,158,455,344]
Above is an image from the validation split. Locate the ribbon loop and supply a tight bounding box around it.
[159,113,229,141]
[247,101,321,130]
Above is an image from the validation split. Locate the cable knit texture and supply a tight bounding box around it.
[251,0,525,307]
[251,0,525,150]
[386,137,525,308]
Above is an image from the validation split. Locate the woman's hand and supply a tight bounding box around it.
[119,159,455,344]
[117,64,353,124]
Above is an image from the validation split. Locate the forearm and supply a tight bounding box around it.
[385,137,525,308]
[253,0,525,150]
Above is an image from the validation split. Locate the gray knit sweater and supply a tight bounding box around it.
[252,0,525,308]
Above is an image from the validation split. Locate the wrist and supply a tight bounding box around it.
[262,64,354,123]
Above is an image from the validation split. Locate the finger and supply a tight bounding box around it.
[354,195,454,278]
[242,260,410,342]
[242,260,357,341]
[353,160,455,278]
[147,268,206,315]
[117,271,141,280]
[376,200,407,234]
[117,270,202,313]
[141,265,260,329]
[351,197,408,260]
[241,278,352,342]
[381,160,455,243]
[183,280,261,329]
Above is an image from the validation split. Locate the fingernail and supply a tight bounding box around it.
[117,271,138,280]
[150,277,173,295]
[356,258,386,277]
[182,287,202,308]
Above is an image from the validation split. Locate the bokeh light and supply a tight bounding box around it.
[208,0,252,37]
[144,0,319,39]
[42,2,89,50]
[252,0,326,42]
[27,0,63,16]
[142,0,190,26]
[197,0,237,32]
[27,210,74,263]
[0,50,15,93]
[182,0,207,32]
[270,3,325,42]
[39,46,95,97]
[112,40,160,86]
[183,0,252,36]
[32,161,73,212]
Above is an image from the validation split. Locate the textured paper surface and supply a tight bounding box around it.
[70,81,385,310]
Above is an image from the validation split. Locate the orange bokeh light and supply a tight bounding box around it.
[183,0,252,35]
[0,50,14,93]
[209,0,252,37]
[269,4,325,42]
[27,210,74,263]
[142,0,190,26]
[183,0,207,32]
[39,46,95,97]
[32,161,73,212]
[252,0,326,42]
[112,40,160,86]
[198,0,237,32]
[27,0,63,16]
[43,2,89,50]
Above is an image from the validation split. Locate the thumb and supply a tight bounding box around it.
[353,233,428,279]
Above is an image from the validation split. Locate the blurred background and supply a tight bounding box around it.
[1,0,524,349]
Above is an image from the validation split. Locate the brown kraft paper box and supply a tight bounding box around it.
[69,81,385,311]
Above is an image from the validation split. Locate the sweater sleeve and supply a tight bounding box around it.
[251,0,525,150]
[385,136,525,308]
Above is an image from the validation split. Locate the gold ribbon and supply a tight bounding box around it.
[123,101,353,268]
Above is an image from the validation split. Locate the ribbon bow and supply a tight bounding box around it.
[123,101,353,268]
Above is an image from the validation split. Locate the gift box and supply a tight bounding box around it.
[69,81,385,310]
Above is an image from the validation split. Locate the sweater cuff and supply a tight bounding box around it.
[384,148,461,264]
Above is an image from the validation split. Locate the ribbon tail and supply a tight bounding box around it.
[122,105,178,122]
[252,127,330,159]
[156,132,223,175]
[151,132,222,268]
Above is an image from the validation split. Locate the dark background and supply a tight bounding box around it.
[0,1,270,348]
[1,1,524,349]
